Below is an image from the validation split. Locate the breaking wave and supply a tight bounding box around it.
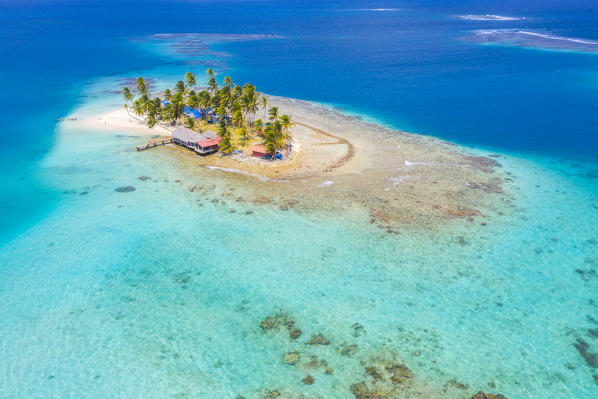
[457,14,523,21]
[469,29,598,53]
[348,8,401,12]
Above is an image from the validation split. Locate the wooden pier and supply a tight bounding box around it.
[136,137,173,151]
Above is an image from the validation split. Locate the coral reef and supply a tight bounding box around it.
[115,186,136,192]
[574,338,598,368]
[384,364,413,384]
[303,355,327,369]
[255,313,511,398]
[260,313,303,340]
[307,333,330,345]
[302,375,315,385]
[470,391,508,399]
[283,351,300,365]
[341,344,359,356]
[353,323,366,337]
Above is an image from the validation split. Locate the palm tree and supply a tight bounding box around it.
[132,98,145,119]
[198,90,211,118]
[268,106,279,122]
[122,87,134,116]
[232,84,243,100]
[218,120,233,155]
[145,97,161,121]
[184,117,195,129]
[279,114,293,133]
[243,83,255,96]
[260,96,268,111]
[184,71,196,90]
[255,118,263,136]
[223,76,232,88]
[241,87,258,128]
[174,80,185,95]
[263,121,285,155]
[136,77,149,96]
[187,92,200,110]
[208,77,218,94]
[163,88,172,101]
[220,86,234,110]
[122,87,134,103]
[279,114,294,147]
[240,126,249,146]
[233,110,243,127]
[138,94,150,116]
[216,105,228,126]
[207,67,214,79]
[210,92,221,114]
[164,92,185,124]
[146,116,156,128]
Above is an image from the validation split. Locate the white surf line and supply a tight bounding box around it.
[349,8,402,12]
[403,160,432,167]
[475,29,598,46]
[458,14,523,21]
[316,181,334,187]
[204,166,290,183]
[515,30,598,46]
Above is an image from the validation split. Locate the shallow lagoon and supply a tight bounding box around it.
[1,106,597,397]
[1,1,598,398]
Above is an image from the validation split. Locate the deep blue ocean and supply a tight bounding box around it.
[1,1,597,398]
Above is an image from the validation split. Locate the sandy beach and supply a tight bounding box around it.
[80,96,513,229]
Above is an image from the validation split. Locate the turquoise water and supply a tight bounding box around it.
[2,113,597,398]
[1,1,598,398]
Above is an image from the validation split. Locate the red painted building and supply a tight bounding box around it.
[250,144,272,158]
[196,136,223,155]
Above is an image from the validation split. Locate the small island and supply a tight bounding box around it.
[80,68,512,228]
[123,68,293,160]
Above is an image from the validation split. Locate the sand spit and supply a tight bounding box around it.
[81,108,173,136]
[80,96,514,228]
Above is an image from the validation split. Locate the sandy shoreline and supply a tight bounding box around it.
[79,96,514,228]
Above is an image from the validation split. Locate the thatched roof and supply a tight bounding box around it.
[201,130,218,140]
[172,126,218,143]
[172,126,202,142]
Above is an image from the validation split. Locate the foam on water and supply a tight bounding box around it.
[354,9,402,12]
[470,29,598,53]
[457,15,524,21]
[316,181,334,187]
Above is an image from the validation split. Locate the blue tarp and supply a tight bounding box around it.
[183,106,202,119]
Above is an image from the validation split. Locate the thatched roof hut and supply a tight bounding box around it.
[172,126,203,144]
[172,126,219,152]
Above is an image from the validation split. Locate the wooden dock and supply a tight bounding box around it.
[136,137,173,151]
